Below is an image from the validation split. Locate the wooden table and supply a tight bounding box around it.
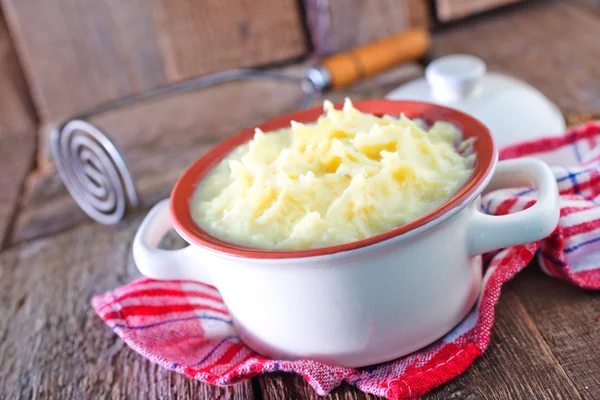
[1,1,600,398]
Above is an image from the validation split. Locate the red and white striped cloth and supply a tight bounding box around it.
[93,123,600,399]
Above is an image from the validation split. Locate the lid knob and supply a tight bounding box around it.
[425,55,486,103]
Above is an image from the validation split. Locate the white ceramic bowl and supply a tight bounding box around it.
[133,100,560,367]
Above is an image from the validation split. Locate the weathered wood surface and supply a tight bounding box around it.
[259,373,381,399]
[150,0,306,82]
[0,136,35,250]
[303,0,430,56]
[512,267,600,398]
[0,219,254,399]
[0,9,37,250]
[427,284,585,399]
[435,0,523,22]
[9,63,423,245]
[1,0,307,122]
[0,9,36,139]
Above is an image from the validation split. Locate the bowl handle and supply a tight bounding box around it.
[132,199,213,285]
[467,157,560,256]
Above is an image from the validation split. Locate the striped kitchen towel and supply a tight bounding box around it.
[92,122,600,399]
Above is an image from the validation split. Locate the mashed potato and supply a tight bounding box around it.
[191,99,475,250]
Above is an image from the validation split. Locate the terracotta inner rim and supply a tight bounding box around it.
[170,100,496,259]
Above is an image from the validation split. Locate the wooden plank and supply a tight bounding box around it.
[0,218,253,399]
[11,63,423,245]
[0,9,37,249]
[511,267,600,399]
[0,136,35,249]
[150,0,307,82]
[258,286,582,399]
[406,0,432,28]
[431,0,600,115]
[427,285,582,399]
[435,0,523,22]
[1,0,307,122]
[2,0,167,121]
[304,0,429,56]
[0,9,37,138]
[259,372,379,399]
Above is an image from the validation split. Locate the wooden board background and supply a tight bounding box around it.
[435,0,524,22]
[0,9,37,249]
[0,8,36,139]
[304,0,429,56]
[1,0,308,122]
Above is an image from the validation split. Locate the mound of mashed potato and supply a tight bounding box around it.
[191,99,475,250]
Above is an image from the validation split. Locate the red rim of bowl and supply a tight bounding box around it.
[170,99,496,259]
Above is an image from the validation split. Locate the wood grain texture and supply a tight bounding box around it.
[0,10,37,250]
[0,219,253,399]
[304,0,429,56]
[2,0,167,121]
[406,0,431,28]
[567,111,600,128]
[435,0,523,22]
[431,0,600,115]
[11,63,423,245]
[0,136,35,250]
[151,0,307,82]
[258,285,583,400]
[511,267,600,399]
[427,285,582,399]
[259,373,381,399]
[0,9,37,139]
[1,0,307,121]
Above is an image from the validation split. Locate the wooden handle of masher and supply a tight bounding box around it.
[320,28,430,89]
